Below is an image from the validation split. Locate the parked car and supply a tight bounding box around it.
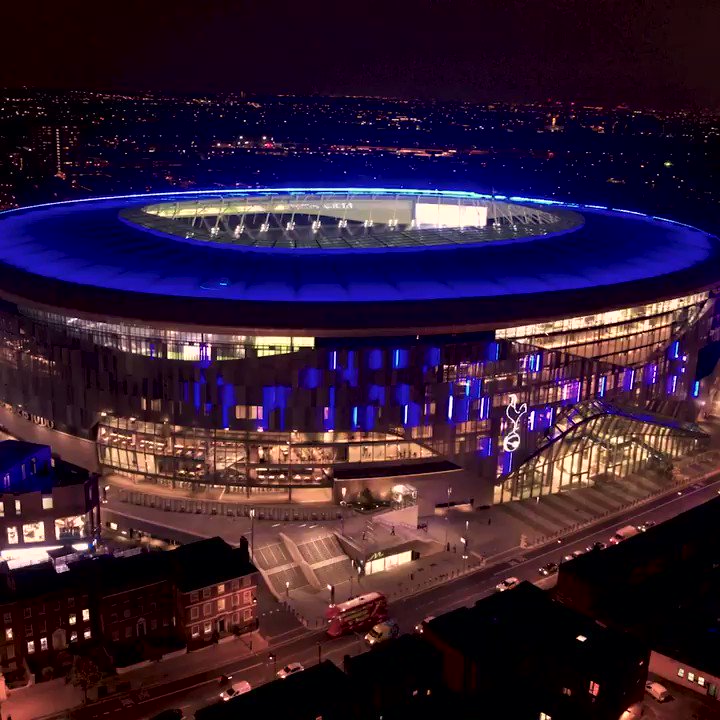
[495,577,520,592]
[365,619,399,646]
[277,662,304,679]
[645,681,670,702]
[586,541,607,552]
[220,680,252,701]
[538,562,559,577]
[636,521,656,532]
[414,615,436,634]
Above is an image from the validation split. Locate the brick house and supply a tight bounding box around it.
[172,537,258,648]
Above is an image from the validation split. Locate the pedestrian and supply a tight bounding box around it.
[453,544,456,553]
[488,517,492,526]
[390,525,395,536]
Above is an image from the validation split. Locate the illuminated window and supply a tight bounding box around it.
[191,625,200,638]
[203,622,212,635]
[14,500,20,515]
[217,584,225,594]
[23,522,45,543]
[562,687,572,696]
[40,637,47,651]
[70,631,77,642]
[202,588,210,599]
[82,609,89,622]
[4,628,11,641]
[589,681,600,697]
[190,607,199,620]
[217,599,225,612]
[540,713,552,720]
[678,668,685,678]
[0,502,4,517]
[698,677,706,687]
[42,496,53,510]
[69,614,76,626]
[83,629,91,640]
[688,672,695,683]
[203,603,211,617]
[27,641,35,654]
[576,634,587,643]
[6,527,18,545]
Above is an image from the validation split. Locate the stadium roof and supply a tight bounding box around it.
[0,188,717,335]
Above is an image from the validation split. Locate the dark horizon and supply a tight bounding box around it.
[2,0,718,110]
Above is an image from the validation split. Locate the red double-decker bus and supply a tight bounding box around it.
[326,592,388,637]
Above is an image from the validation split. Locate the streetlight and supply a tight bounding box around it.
[461,536,468,572]
[268,652,277,678]
[327,583,335,606]
[444,485,453,551]
[285,580,290,599]
[249,508,256,562]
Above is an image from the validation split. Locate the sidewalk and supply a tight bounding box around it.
[4,632,266,720]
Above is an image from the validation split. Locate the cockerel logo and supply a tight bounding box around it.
[502,393,528,453]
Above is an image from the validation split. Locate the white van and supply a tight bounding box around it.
[645,681,670,702]
[220,680,252,701]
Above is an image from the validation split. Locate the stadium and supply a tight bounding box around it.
[0,187,717,510]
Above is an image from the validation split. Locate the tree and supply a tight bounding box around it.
[358,487,374,508]
[69,655,102,703]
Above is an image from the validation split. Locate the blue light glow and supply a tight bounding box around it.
[352,406,359,428]
[598,376,606,398]
[329,351,338,370]
[528,410,536,431]
[692,381,700,398]
[448,395,454,421]
[671,341,680,360]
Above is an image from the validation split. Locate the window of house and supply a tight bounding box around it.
[678,668,685,678]
[67,597,74,609]
[191,625,200,638]
[14,499,21,514]
[69,614,76,626]
[38,604,45,615]
[24,624,32,637]
[190,607,199,620]
[217,584,225,594]
[217,599,225,612]
[123,609,130,619]
[688,672,696,683]
[110,613,118,623]
[82,609,89,622]
[84,629,91,640]
[3,612,11,624]
[204,622,212,634]
[70,631,77,642]
[243,609,252,622]
[203,603,211,617]
[540,713,551,720]
[151,619,157,630]
[190,592,199,603]
[42,496,53,510]
[589,681,600,697]
[243,590,252,605]
[38,620,46,633]
[562,688,572,696]
[23,607,31,619]
[112,631,119,641]
[0,502,4,517]
[125,627,132,638]
[698,677,706,687]
[4,628,12,641]
[6,527,18,545]
[232,594,239,607]
[202,588,210,599]
[163,617,169,627]
[40,637,48,651]
[27,641,35,654]
[232,580,239,591]
[232,612,239,624]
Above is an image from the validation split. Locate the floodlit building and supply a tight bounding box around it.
[0,189,716,509]
[0,441,100,561]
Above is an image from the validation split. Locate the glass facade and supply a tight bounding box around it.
[0,290,711,506]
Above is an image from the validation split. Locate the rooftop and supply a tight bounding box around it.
[0,189,717,334]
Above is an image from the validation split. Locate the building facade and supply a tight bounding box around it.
[0,189,717,508]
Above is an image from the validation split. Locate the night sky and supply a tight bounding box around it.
[3,0,718,107]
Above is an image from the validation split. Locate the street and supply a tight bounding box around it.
[69,472,720,720]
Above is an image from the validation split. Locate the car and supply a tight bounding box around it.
[571,549,584,558]
[636,521,656,532]
[495,577,520,592]
[414,615,436,633]
[645,681,670,702]
[277,662,304,679]
[586,541,607,552]
[219,680,252,701]
[538,562,559,577]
